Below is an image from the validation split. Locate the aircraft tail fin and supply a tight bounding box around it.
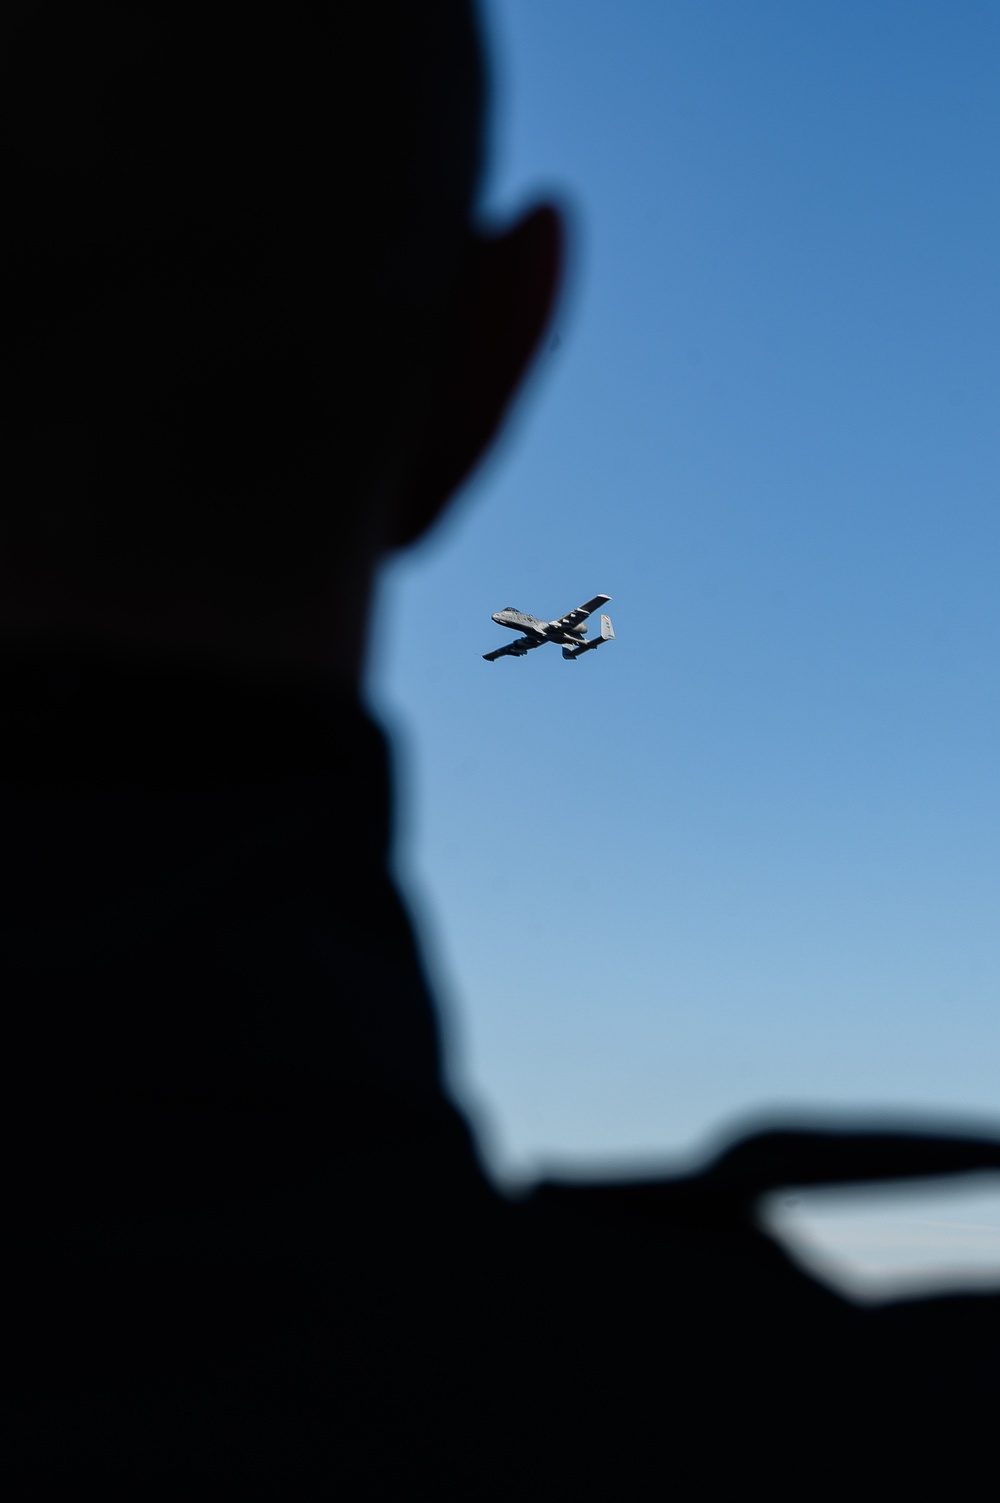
[600,613,615,640]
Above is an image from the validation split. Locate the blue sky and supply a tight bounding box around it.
[368,0,1000,1184]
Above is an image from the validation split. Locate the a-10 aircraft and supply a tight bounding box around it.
[483,593,615,662]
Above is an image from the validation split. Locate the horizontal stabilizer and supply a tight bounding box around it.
[564,614,615,659]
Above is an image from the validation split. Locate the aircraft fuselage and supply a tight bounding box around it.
[490,609,588,646]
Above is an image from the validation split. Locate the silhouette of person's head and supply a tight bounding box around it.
[1,4,561,675]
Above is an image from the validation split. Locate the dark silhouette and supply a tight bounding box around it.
[5,6,996,1494]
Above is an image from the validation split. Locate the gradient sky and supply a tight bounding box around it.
[368,0,1000,1187]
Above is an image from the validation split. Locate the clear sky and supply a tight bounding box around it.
[368,0,1000,1185]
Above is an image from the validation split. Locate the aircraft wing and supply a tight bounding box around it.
[483,634,536,661]
[555,593,611,631]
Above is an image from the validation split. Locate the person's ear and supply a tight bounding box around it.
[388,202,563,548]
